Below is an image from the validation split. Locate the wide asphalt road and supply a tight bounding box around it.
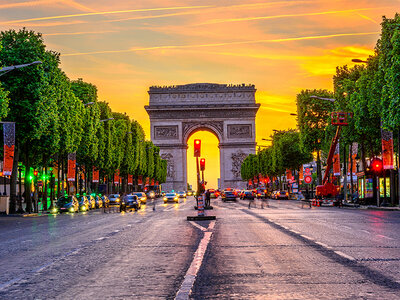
[0,196,399,299]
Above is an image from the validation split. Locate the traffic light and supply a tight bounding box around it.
[200,158,205,171]
[371,157,383,174]
[194,139,201,157]
[33,170,38,177]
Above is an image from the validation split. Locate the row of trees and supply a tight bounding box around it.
[241,14,400,190]
[0,28,167,213]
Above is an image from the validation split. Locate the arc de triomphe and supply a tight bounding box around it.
[145,83,260,192]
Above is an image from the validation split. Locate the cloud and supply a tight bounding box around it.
[0,0,94,12]
[46,30,117,36]
[1,4,214,24]
[62,31,379,57]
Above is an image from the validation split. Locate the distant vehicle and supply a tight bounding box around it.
[242,190,255,200]
[272,190,289,200]
[208,189,216,198]
[54,196,79,213]
[78,196,90,211]
[94,195,103,208]
[86,195,96,209]
[256,188,267,199]
[132,192,147,204]
[163,193,178,203]
[221,191,237,202]
[161,191,166,196]
[101,195,110,208]
[121,195,141,212]
[177,191,186,198]
[187,190,194,196]
[108,194,121,205]
[146,190,156,199]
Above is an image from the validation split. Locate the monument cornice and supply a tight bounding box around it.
[145,103,260,111]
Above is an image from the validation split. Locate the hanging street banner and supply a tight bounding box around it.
[286,169,292,181]
[348,143,358,176]
[299,166,304,181]
[333,142,341,176]
[114,169,120,184]
[67,152,76,181]
[381,129,394,169]
[3,123,15,176]
[92,167,99,183]
[138,175,143,185]
[145,177,150,186]
[151,178,155,185]
[128,174,133,185]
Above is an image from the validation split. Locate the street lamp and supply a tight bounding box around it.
[99,118,114,122]
[0,61,42,76]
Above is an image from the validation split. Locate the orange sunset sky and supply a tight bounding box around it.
[0,0,397,189]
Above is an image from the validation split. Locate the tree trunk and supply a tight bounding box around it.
[350,143,354,196]
[42,165,48,211]
[343,143,348,202]
[24,152,32,213]
[61,154,66,196]
[9,144,19,213]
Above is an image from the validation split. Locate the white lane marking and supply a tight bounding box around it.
[96,237,107,241]
[315,241,330,249]
[175,221,215,300]
[300,234,314,241]
[376,234,394,240]
[334,250,356,261]
[189,221,207,232]
[0,277,23,291]
[360,230,370,234]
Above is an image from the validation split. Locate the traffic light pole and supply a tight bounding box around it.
[196,156,201,195]
[377,175,380,207]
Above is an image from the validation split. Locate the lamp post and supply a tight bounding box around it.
[0,61,42,77]
[17,164,23,213]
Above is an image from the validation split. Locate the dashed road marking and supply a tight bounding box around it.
[175,221,215,300]
[376,234,394,240]
[334,250,356,261]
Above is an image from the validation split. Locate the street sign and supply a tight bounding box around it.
[305,168,311,175]
[38,181,43,187]
[304,175,312,184]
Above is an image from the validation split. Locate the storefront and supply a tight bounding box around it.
[357,170,396,205]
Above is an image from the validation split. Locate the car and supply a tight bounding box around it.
[177,191,186,198]
[221,191,237,202]
[94,195,103,208]
[146,190,156,200]
[108,194,121,205]
[86,195,96,209]
[187,190,194,196]
[163,192,179,203]
[242,190,255,200]
[53,196,79,213]
[161,191,166,196]
[120,195,141,211]
[101,195,110,208]
[276,190,289,200]
[256,188,267,199]
[78,196,90,211]
[209,189,216,198]
[132,192,147,204]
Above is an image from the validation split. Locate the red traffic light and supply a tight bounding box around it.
[200,158,205,171]
[371,157,383,174]
[194,139,201,157]
[33,170,38,177]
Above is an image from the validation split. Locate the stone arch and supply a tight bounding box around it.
[145,83,260,192]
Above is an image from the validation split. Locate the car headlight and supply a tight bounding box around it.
[116,199,120,202]
[141,197,146,201]
[174,197,178,200]
[69,207,75,212]
[163,197,167,201]
[51,208,58,213]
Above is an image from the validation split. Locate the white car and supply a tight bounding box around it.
[163,193,179,203]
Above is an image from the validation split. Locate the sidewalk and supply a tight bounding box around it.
[342,202,400,211]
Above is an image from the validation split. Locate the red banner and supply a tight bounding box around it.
[286,169,292,181]
[248,179,253,186]
[145,177,150,186]
[299,166,304,181]
[67,153,76,182]
[138,175,143,185]
[381,129,394,170]
[333,143,341,176]
[127,174,133,185]
[265,176,270,184]
[156,181,159,185]
[347,143,358,176]
[114,170,120,184]
[92,167,99,183]
[151,178,155,185]
[3,123,15,176]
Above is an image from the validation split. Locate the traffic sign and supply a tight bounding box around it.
[38,180,43,187]
[304,175,312,184]
[305,168,311,175]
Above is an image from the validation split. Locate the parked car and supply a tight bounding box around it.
[177,191,186,198]
[94,195,103,208]
[78,196,90,211]
[86,195,96,209]
[163,192,179,203]
[101,195,110,208]
[108,194,121,205]
[120,194,141,211]
[132,192,147,204]
[242,190,255,200]
[221,191,237,202]
[54,196,79,213]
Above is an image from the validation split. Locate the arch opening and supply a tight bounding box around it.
[187,130,220,190]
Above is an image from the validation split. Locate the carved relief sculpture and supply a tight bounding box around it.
[154,126,178,140]
[227,124,252,138]
[231,150,248,179]
[161,153,175,178]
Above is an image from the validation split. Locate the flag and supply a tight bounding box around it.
[381,129,394,170]
[333,143,341,176]
[151,178,155,185]
[348,143,358,176]
[3,123,15,176]
[67,153,76,181]
[299,166,304,181]
[286,169,292,181]
[138,176,143,185]
[114,170,120,184]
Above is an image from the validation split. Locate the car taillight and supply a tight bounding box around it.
[277,192,280,196]
[286,192,289,196]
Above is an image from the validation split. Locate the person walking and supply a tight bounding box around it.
[205,189,211,208]
[248,191,256,209]
[260,194,269,209]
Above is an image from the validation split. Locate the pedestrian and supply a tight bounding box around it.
[260,194,269,209]
[205,189,211,208]
[248,192,256,209]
